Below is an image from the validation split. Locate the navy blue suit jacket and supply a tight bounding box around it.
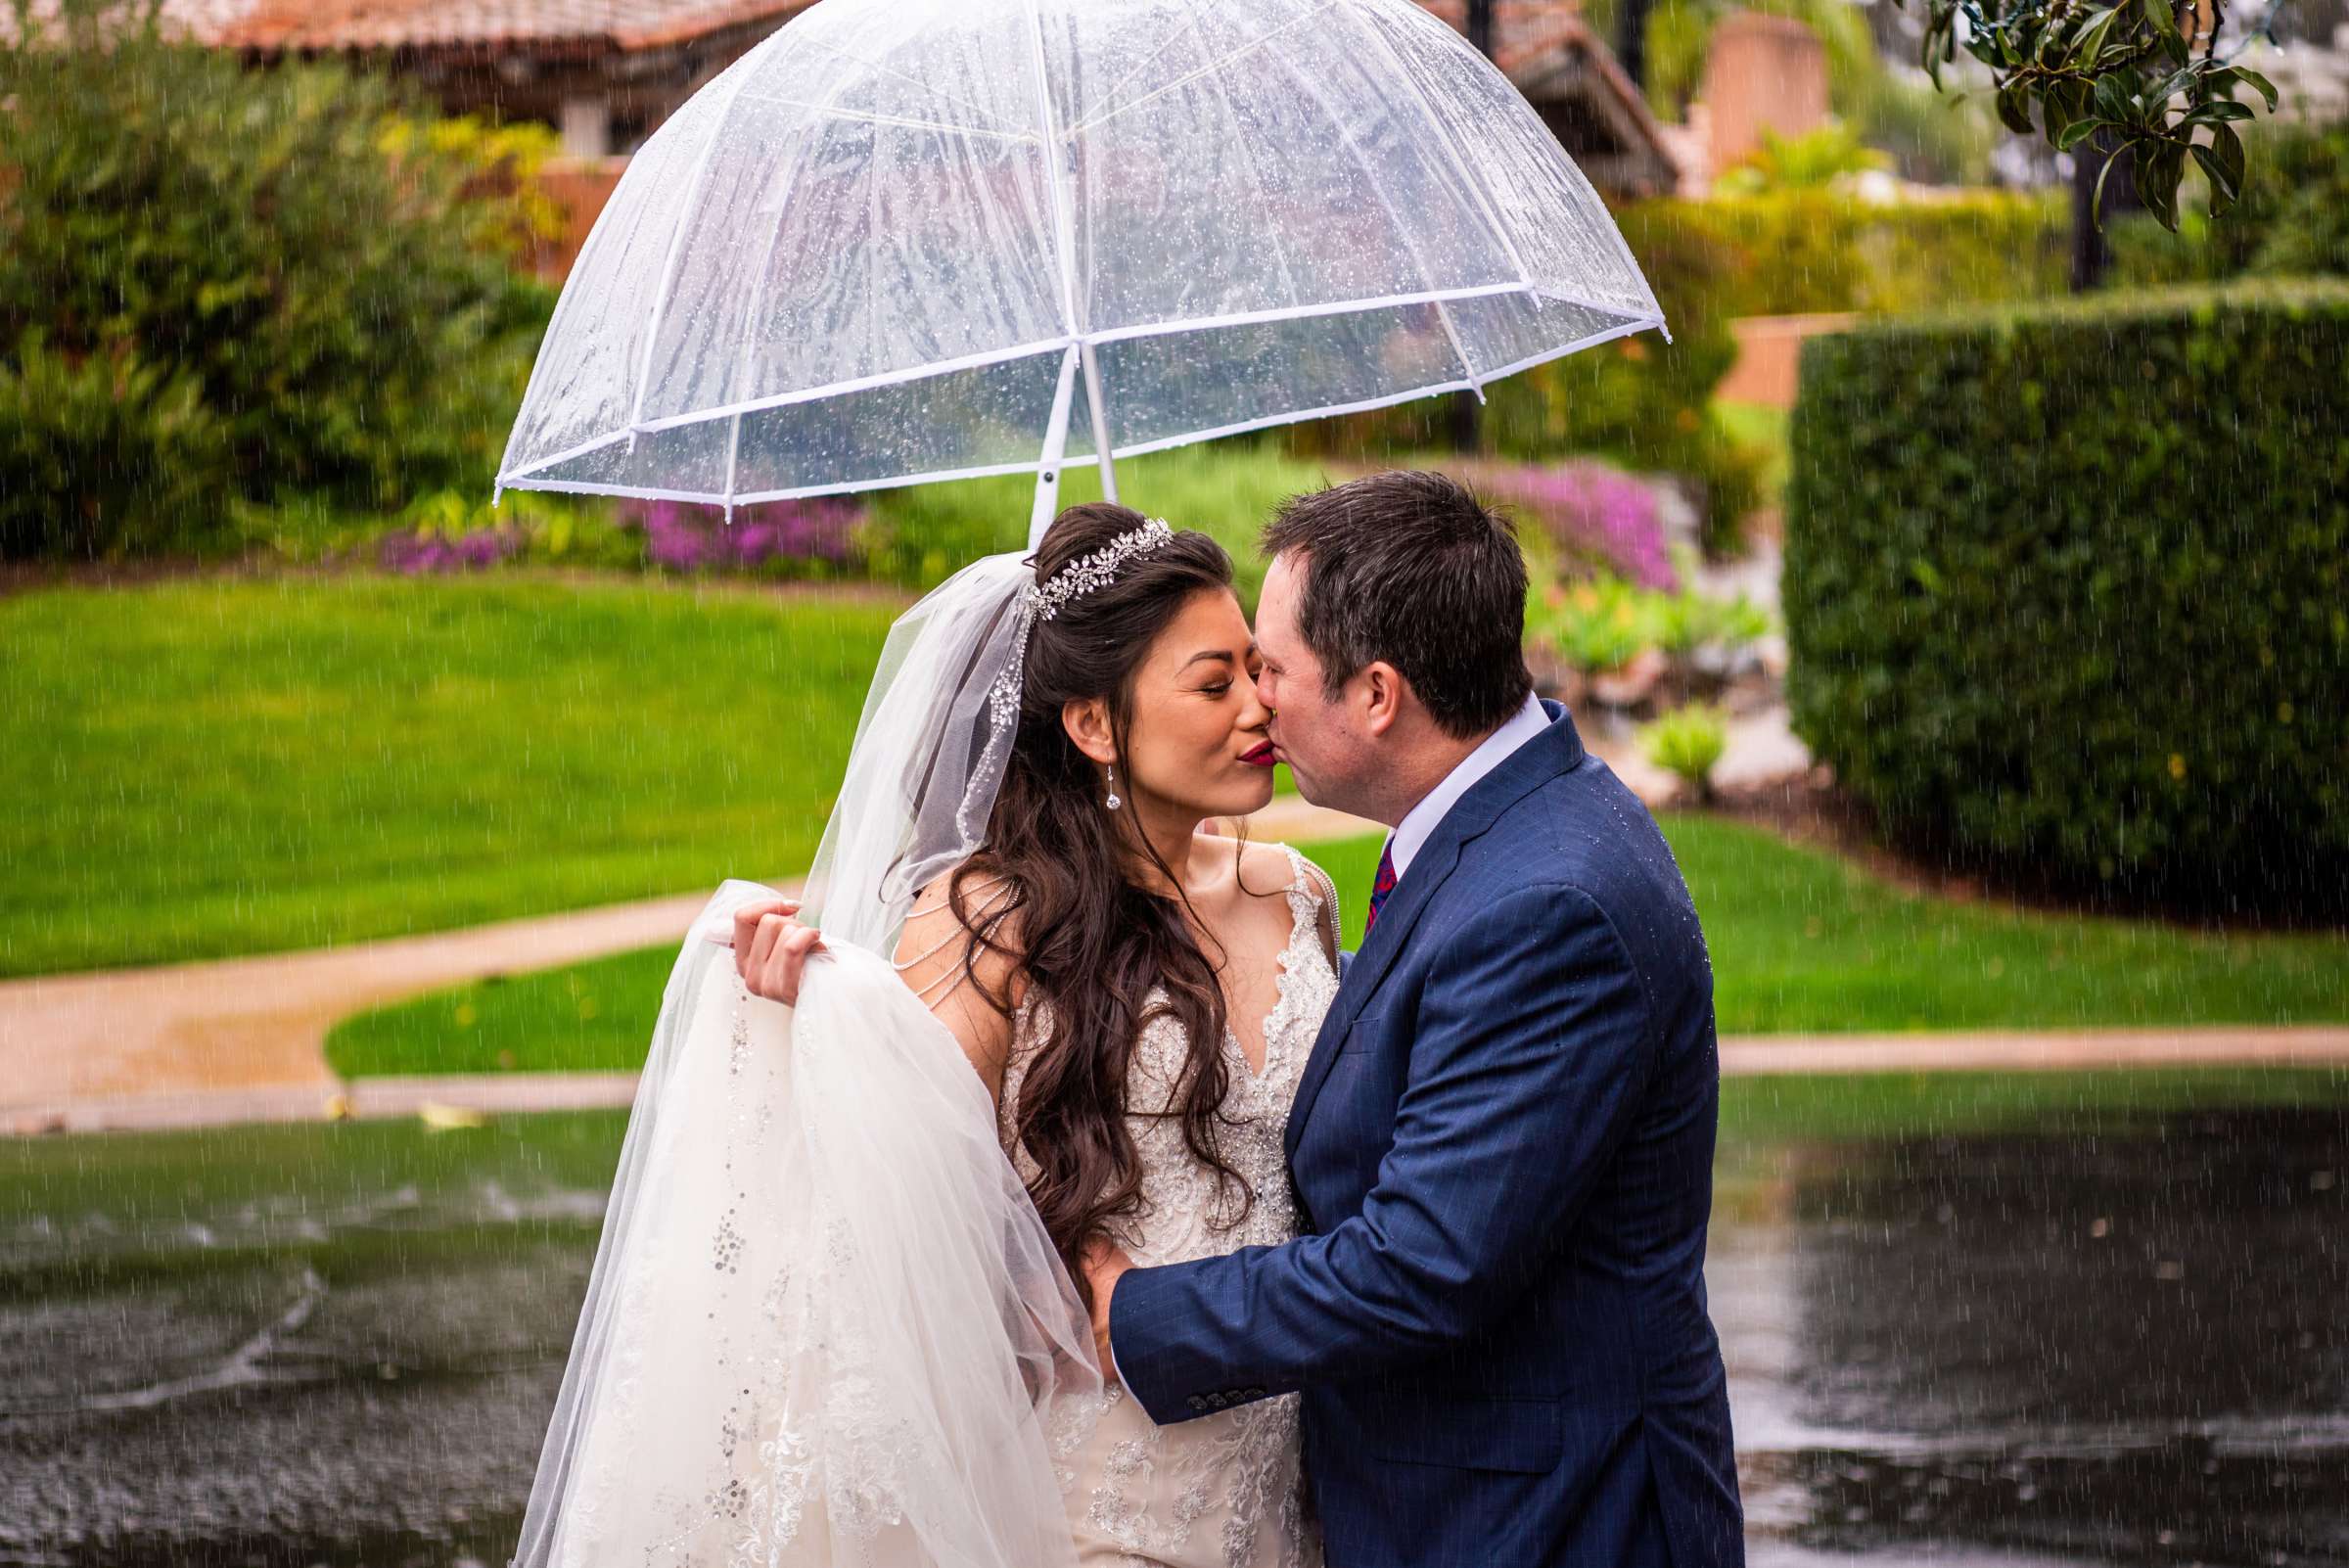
[1109,703,1742,1567]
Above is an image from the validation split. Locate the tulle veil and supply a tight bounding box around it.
[508,550,1103,1568]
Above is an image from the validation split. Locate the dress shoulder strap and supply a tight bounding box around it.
[1273,841,1341,965]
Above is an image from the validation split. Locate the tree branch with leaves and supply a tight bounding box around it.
[1903,0,2282,229]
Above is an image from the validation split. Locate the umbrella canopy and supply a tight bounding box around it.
[496,0,1668,542]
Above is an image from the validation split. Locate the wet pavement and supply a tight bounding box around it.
[1719,1106,2348,1565]
[2,1102,2342,1566]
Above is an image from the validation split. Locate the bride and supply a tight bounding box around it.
[510,503,1338,1568]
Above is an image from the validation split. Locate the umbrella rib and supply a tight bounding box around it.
[721,71,847,519]
[627,61,767,440]
[1341,0,1538,297]
[1030,345,1082,547]
[1260,36,1485,396]
[1066,0,1344,140]
[1084,283,1525,346]
[733,94,1038,145]
[1101,310,1663,461]
[790,30,1025,138]
[1080,7,1213,136]
[1169,0,1305,317]
[506,454,1061,507]
[1523,284,1658,323]
[613,337,1078,440]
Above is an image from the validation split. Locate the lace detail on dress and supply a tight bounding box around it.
[997,842,1338,1568]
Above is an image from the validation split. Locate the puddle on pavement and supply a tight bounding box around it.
[2,1103,2342,1566]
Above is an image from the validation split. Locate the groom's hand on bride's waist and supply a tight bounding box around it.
[714,898,826,1005]
[1082,1237,1135,1381]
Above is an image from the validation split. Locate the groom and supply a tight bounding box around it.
[1086,471,1742,1566]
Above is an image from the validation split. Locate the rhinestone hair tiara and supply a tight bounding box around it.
[1024,516,1175,625]
[961,518,1176,839]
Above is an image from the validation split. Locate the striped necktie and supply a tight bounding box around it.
[1364,837,1398,938]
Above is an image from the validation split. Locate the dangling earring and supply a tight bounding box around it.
[1104,762,1122,811]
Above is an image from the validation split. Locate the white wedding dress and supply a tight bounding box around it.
[509,548,1337,1568]
[1005,842,1336,1568]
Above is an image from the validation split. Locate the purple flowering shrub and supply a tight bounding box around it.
[362,488,865,576]
[626,497,864,575]
[376,524,525,574]
[1474,461,1678,592]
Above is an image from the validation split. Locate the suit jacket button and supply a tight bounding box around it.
[1244,1387,1267,1400]
[1186,1395,1208,1412]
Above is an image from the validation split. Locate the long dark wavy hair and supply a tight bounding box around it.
[938,503,1256,1296]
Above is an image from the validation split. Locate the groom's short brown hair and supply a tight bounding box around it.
[1261,470,1534,741]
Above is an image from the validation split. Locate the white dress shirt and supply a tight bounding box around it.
[1386,691,1552,881]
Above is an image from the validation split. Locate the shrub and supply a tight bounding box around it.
[1473,460,1679,589]
[1784,282,2349,917]
[0,0,557,559]
[1639,705,1729,803]
[0,332,227,559]
[1537,576,1657,676]
[1713,123,1892,195]
[2109,113,2349,286]
[1647,587,1773,664]
[1531,573,1771,687]
[361,489,647,575]
[377,524,528,575]
[628,497,864,576]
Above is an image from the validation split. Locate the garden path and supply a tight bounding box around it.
[0,799,1375,1137]
[21,780,2333,1139]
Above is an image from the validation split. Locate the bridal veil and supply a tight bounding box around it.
[509,551,1102,1568]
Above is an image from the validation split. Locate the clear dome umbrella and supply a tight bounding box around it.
[495,0,1669,547]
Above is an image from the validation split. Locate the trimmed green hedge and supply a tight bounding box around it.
[1784,283,2349,917]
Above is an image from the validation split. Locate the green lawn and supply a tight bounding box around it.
[1665,815,2347,1033]
[2,445,1339,979]
[1,575,903,976]
[327,817,2348,1078]
[12,564,2343,1039]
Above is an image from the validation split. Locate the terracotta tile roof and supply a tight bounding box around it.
[32,0,1592,58]
[19,0,812,53]
[24,0,1608,67]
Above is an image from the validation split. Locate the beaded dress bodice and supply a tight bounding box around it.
[996,842,1337,1568]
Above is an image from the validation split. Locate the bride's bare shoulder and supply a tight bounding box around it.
[894,862,1031,1101]
[1232,838,1340,963]
[1229,836,1313,899]
[898,861,1025,993]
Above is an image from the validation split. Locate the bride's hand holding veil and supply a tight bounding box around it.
[714,896,828,1005]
